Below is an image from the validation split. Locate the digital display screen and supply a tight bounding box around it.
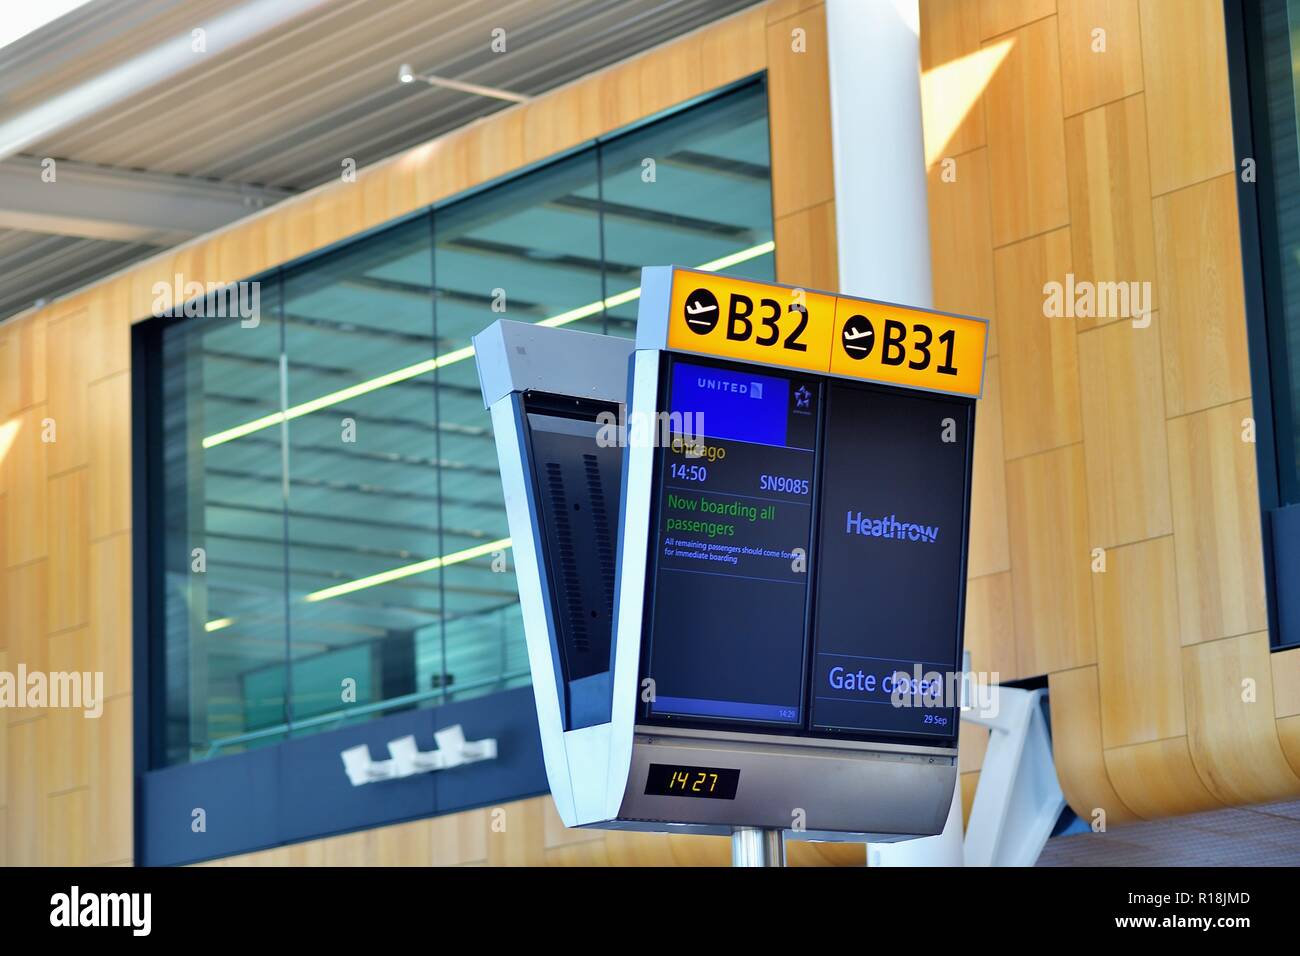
[644,764,741,799]
[808,383,970,739]
[642,357,820,726]
[637,353,972,746]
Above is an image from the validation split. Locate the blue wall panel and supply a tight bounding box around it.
[140,687,547,866]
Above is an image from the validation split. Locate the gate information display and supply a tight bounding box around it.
[634,269,986,747]
[643,358,820,725]
[809,384,970,737]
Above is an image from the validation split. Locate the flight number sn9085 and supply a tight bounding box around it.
[759,475,809,495]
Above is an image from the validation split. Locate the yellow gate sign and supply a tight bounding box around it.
[654,267,987,398]
[666,270,837,373]
[827,297,987,397]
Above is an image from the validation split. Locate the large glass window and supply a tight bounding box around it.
[1230,0,1300,649]
[147,79,774,765]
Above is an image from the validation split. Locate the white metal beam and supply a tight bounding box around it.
[0,155,292,244]
[0,0,334,163]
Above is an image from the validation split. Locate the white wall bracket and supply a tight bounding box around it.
[868,684,1066,866]
[340,725,498,787]
[962,686,1065,867]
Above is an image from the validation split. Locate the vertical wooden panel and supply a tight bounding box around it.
[1166,398,1268,644]
[983,16,1069,246]
[85,281,132,382]
[1103,736,1221,818]
[1138,0,1234,196]
[90,533,132,699]
[960,772,980,828]
[430,807,489,865]
[4,560,48,679]
[521,82,604,168]
[486,797,547,866]
[1057,0,1143,116]
[1047,666,1139,824]
[86,695,132,865]
[1077,318,1171,547]
[3,405,49,567]
[87,373,131,541]
[1006,443,1095,674]
[0,649,6,806]
[45,789,89,867]
[993,228,1082,458]
[45,311,92,476]
[968,358,1010,576]
[0,315,47,416]
[457,108,528,192]
[963,571,1017,679]
[766,4,835,218]
[1092,536,1184,747]
[46,627,92,793]
[5,717,46,865]
[637,27,707,120]
[979,0,1056,39]
[1279,716,1300,778]
[1153,174,1251,417]
[1274,648,1300,719]
[773,201,838,291]
[701,5,767,90]
[959,720,990,773]
[1183,632,1300,804]
[766,0,821,21]
[1064,93,1158,327]
[926,148,997,345]
[47,468,90,633]
[920,0,988,159]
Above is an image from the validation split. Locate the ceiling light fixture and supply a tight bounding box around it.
[395,62,528,103]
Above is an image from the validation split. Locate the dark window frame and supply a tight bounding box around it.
[1225,0,1300,650]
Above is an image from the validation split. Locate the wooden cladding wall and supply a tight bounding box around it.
[0,1,844,866]
[921,0,1300,823]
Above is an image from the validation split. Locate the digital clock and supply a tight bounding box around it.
[644,764,740,799]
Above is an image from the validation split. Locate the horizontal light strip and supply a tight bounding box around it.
[205,617,235,633]
[305,537,512,603]
[201,240,775,449]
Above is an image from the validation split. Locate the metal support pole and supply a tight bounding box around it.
[731,827,786,867]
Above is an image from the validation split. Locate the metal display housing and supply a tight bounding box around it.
[476,304,967,839]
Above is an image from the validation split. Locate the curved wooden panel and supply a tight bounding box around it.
[1182,632,1300,805]
[964,571,1018,681]
[1278,715,1300,779]
[1047,666,1139,825]
[967,360,1011,578]
[1077,317,1172,547]
[1274,647,1300,719]
[993,228,1080,459]
[1092,535,1185,748]
[1007,444,1096,674]
[1103,736,1221,819]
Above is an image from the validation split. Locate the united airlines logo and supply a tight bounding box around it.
[694,376,762,398]
[845,511,939,544]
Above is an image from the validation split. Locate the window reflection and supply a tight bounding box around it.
[156,79,774,764]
